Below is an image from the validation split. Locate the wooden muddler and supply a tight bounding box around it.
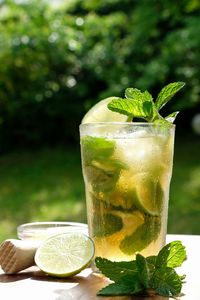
[0,239,39,274]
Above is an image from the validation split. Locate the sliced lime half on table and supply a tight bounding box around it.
[35,232,94,277]
[81,97,128,123]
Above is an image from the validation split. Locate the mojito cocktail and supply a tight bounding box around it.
[80,123,175,262]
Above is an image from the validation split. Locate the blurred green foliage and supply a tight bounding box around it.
[0,0,200,150]
[0,147,86,241]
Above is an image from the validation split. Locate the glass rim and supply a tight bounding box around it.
[80,122,176,128]
[17,221,88,231]
[17,222,88,240]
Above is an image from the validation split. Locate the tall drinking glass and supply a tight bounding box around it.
[80,123,175,264]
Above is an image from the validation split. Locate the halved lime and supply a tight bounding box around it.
[81,97,128,123]
[35,233,94,277]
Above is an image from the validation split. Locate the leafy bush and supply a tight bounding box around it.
[0,0,199,150]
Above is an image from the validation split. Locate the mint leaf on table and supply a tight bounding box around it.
[95,241,186,298]
[97,281,142,296]
[146,255,157,266]
[95,257,143,296]
[95,257,138,282]
[151,267,182,297]
[156,240,187,268]
[135,254,152,289]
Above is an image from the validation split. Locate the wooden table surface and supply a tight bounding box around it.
[0,234,199,300]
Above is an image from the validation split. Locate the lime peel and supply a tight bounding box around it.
[35,232,94,277]
[134,173,164,216]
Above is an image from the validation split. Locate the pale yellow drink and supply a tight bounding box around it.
[80,123,175,262]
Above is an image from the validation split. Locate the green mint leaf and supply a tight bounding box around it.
[120,216,161,255]
[86,157,128,194]
[143,90,153,102]
[92,213,123,237]
[97,281,142,296]
[107,98,149,120]
[179,274,186,281]
[165,111,179,123]
[156,241,187,268]
[108,88,159,122]
[142,101,154,119]
[90,193,111,211]
[155,82,185,110]
[125,88,153,102]
[146,255,157,266]
[125,88,142,99]
[96,241,187,298]
[82,136,128,195]
[95,257,138,282]
[124,89,154,121]
[136,254,151,289]
[107,82,185,124]
[151,267,182,297]
[81,136,115,164]
[125,88,160,122]
[84,163,119,193]
[154,117,172,125]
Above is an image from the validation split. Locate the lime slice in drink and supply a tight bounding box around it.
[35,233,94,277]
[120,215,161,255]
[81,97,128,123]
[134,173,164,216]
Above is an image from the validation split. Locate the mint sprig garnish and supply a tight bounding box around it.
[96,240,186,297]
[165,111,180,123]
[107,82,185,123]
[107,97,154,121]
[155,82,185,110]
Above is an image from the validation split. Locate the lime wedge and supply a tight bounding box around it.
[120,215,161,255]
[35,233,94,277]
[134,173,164,216]
[81,97,128,123]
